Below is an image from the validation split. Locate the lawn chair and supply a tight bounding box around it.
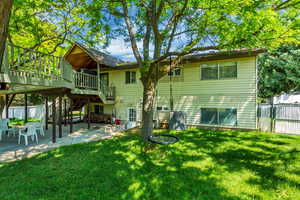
[26,117,45,136]
[18,124,38,146]
[0,118,17,140]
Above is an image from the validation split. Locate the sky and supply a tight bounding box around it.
[104,38,136,61]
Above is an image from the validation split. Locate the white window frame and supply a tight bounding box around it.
[128,107,137,122]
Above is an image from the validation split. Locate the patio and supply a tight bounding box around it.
[0,123,120,162]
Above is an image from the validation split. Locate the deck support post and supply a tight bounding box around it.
[5,94,9,118]
[24,94,28,123]
[88,98,91,129]
[52,96,56,143]
[97,62,100,91]
[64,98,67,126]
[58,96,62,138]
[69,98,73,133]
[45,97,49,130]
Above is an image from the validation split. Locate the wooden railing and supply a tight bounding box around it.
[100,80,116,101]
[74,72,98,90]
[74,72,116,101]
[1,43,71,81]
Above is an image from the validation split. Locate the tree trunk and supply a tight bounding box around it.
[0,0,13,68]
[141,77,157,142]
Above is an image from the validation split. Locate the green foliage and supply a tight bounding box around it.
[1,129,300,199]
[9,0,104,56]
[85,0,300,62]
[28,94,44,105]
[258,44,300,98]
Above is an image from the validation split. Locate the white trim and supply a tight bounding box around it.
[127,107,137,122]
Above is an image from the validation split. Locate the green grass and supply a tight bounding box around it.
[9,118,40,126]
[0,129,300,200]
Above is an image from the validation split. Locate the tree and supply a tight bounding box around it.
[8,0,103,55]
[258,44,300,99]
[0,0,13,69]
[84,0,299,142]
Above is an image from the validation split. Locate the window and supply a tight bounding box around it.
[201,64,218,80]
[125,71,136,84]
[201,108,237,126]
[156,106,169,111]
[128,107,137,122]
[201,108,218,124]
[201,62,237,80]
[157,106,163,111]
[168,68,182,77]
[218,108,237,126]
[219,62,237,79]
[94,105,103,114]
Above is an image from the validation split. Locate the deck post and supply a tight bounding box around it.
[5,94,9,118]
[79,109,82,121]
[69,98,73,133]
[88,98,91,129]
[97,62,101,91]
[45,97,49,130]
[24,94,28,123]
[58,96,62,138]
[52,96,56,143]
[64,98,67,126]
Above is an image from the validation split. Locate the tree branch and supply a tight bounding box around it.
[121,0,142,64]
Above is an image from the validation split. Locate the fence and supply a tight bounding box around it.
[258,103,300,134]
[2,105,45,120]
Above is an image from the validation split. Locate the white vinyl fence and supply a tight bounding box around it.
[258,104,300,135]
[2,105,45,120]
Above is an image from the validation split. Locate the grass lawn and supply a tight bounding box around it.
[0,129,300,200]
[9,118,40,126]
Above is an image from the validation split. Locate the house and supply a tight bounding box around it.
[65,43,263,130]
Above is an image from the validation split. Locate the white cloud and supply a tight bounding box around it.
[105,38,136,61]
[104,38,154,62]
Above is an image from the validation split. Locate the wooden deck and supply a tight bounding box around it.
[0,43,115,104]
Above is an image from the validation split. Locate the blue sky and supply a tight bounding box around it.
[104,38,136,61]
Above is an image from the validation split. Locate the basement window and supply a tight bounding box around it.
[201,108,237,126]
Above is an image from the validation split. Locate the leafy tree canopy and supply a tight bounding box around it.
[9,0,106,56]
[258,44,300,99]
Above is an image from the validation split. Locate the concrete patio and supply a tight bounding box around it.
[0,123,121,162]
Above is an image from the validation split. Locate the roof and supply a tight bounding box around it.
[112,48,265,70]
[78,43,123,67]
[64,42,123,70]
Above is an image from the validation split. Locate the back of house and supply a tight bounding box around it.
[66,44,262,130]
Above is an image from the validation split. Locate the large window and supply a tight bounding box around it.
[125,71,136,84]
[201,62,237,80]
[201,108,237,126]
[128,107,137,122]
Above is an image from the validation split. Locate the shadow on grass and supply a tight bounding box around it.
[0,128,300,200]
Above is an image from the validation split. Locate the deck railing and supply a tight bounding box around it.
[74,72,98,90]
[74,71,116,101]
[100,80,116,101]
[1,43,71,81]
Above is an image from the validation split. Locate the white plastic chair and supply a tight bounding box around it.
[18,124,38,146]
[26,118,45,136]
[0,119,16,140]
